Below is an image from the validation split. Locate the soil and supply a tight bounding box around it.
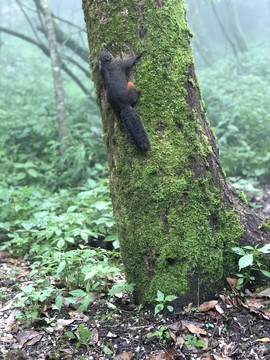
[0,187,269,360]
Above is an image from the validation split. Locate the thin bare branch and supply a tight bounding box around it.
[15,0,41,42]
[0,26,92,98]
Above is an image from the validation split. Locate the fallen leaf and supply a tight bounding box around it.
[5,309,20,332]
[56,318,76,329]
[244,298,265,310]
[0,334,16,343]
[184,302,193,313]
[215,304,224,314]
[255,337,270,342]
[175,336,185,346]
[168,329,176,342]
[186,323,207,335]
[114,352,133,360]
[226,278,237,287]
[0,301,12,312]
[89,328,99,344]
[213,354,232,360]
[256,287,270,298]
[262,311,270,320]
[168,321,182,331]
[17,330,43,347]
[147,350,176,360]
[198,300,218,312]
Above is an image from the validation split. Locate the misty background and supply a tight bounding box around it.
[1,0,270,196]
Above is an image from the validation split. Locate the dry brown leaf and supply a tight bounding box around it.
[0,334,16,343]
[186,323,207,335]
[255,337,270,342]
[226,278,237,288]
[232,297,238,306]
[245,298,265,310]
[255,287,270,298]
[17,330,42,347]
[59,348,73,355]
[0,301,12,312]
[89,328,99,344]
[262,311,270,320]
[184,302,193,313]
[168,321,182,331]
[198,300,218,312]
[168,329,176,342]
[114,351,133,360]
[175,336,185,347]
[17,270,30,278]
[25,334,43,346]
[56,318,76,329]
[147,350,176,360]
[215,304,224,314]
[5,309,20,332]
[201,356,213,360]
[213,354,232,360]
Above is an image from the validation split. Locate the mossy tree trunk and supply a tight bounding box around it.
[82,0,269,305]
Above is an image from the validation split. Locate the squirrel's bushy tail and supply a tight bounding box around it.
[120,106,151,152]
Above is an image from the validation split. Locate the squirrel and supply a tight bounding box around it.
[97,48,151,152]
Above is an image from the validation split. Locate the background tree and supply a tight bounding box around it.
[39,0,68,154]
[82,0,269,305]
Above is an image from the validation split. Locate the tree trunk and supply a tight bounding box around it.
[82,0,269,305]
[210,1,239,58]
[40,0,69,154]
[225,0,248,52]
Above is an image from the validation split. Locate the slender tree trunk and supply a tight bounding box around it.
[210,1,238,58]
[82,0,269,305]
[225,0,248,52]
[187,0,213,66]
[40,0,69,154]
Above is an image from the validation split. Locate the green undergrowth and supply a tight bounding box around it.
[197,42,270,191]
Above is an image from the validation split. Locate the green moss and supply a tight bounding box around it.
[236,190,248,205]
[83,0,245,304]
[258,218,270,231]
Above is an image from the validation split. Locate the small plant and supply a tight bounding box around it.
[147,325,171,343]
[185,335,206,348]
[232,244,270,289]
[154,290,178,315]
[109,281,135,296]
[65,323,92,350]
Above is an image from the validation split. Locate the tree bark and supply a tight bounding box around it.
[82,0,269,305]
[40,0,69,155]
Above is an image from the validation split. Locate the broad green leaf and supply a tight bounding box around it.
[57,260,66,274]
[259,244,270,254]
[27,169,38,178]
[260,269,270,278]
[55,295,64,311]
[154,303,164,315]
[65,331,76,339]
[232,247,246,256]
[239,254,254,270]
[57,238,65,249]
[69,289,86,297]
[156,290,164,301]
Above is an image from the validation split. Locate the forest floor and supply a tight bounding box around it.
[0,186,270,360]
